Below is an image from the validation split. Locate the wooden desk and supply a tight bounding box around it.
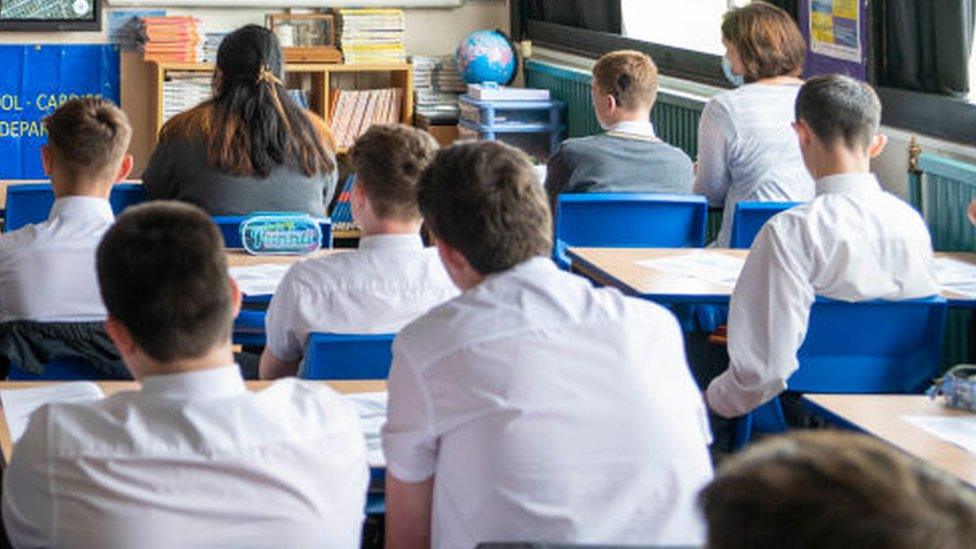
[803,394,976,488]
[568,247,976,307]
[0,379,385,465]
[568,247,745,304]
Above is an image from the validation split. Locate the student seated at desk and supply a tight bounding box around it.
[543,50,693,213]
[704,75,939,419]
[694,2,814,247]
[2,203,368,548]
[0,98,133,377]
[699,431,976,549]
[143,25,338,217]
[260,125,457,379]
[383,141,713,549]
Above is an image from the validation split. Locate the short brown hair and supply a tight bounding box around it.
[44,97,131,180]
[97,202,234,362]
[417,141,552,275]
[350,124,439,221]
[699,431,976,549]
[796,74,881,150]
[592,50,659,110]
[722,2,806,82]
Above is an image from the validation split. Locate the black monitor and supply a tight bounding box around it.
[0,0,101,32]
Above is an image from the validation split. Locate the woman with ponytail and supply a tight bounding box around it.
[143,25,337,216]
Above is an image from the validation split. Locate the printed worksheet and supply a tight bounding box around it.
[1,382,105,443]
[636,250,746,287]
[345,392,388,468]
[228,264,292,296]
[934,257,976,298]
[904,414,976,455]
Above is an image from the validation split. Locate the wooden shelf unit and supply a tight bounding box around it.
[150,61,414,140]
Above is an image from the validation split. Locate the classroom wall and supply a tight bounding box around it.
[0,0,508,173]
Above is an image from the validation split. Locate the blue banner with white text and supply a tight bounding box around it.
[0,45,120,179]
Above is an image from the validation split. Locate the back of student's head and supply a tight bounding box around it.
[592,50,659,111]
[97,202,233,363]
[190,24,334,178]
[418,141,551,275]
[44,97,131,184]
[722,1,805,82]
[699,431,976,549]
[350,124,439,221]
[795,74,881,151]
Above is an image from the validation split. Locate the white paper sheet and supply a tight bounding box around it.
[228,264,292,296]
[934,257,976,298]
[345,392,388,468]
[904,414,976,455]
[1,382,105,443]
[635,250,746,287]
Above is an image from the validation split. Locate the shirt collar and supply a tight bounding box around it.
[482,256,557,286]
[608,120,656,138]
[48,196,114,223]
[358,233,424,252]
[140,365,246,399]
[815,172,882,196]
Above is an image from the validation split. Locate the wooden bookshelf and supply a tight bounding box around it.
[149,61,413,142]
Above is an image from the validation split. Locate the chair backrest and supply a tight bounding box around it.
[729,201,803,249]
[8,357,126,381]
[213,215,333,249]
[301,333,395,380]
[556,193,707,249]
[5,183,147,232]
[790,296,948,393]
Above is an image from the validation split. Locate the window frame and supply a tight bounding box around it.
[513,0,976,147]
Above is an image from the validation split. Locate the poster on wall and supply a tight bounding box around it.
[0,45,120,179]
[799,0,868,81]
[809,0,862,62]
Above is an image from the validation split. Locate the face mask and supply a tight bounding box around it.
[722,56,744,87]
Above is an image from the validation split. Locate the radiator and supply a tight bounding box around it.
[910,152,976,369]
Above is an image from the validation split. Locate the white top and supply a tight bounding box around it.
[706,173,940,418]
[693,83,815,247]
[2,366,369,549]
[265,234,458,362]
[607,119,656,138]
[383,258,713,549]
[0,197,114,323]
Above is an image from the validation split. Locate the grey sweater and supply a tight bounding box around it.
[142,135,337,217]
[544,132,694,213]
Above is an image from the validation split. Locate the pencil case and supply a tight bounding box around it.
[241,213,322,255]
[927,364,976,412]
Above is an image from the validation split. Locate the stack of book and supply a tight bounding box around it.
[338,8,406,65]
[329,88,404,150]
[162,72,212,125]
[138,16,203,63]
[412,55,465,123]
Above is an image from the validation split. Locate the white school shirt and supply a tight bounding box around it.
[2,366,369,549]
[0,196,113,323]
[705,173,939,418]
[607,119,656,138]
[693,83,815,247]
[383,257,714,549]
[265,233,458,362]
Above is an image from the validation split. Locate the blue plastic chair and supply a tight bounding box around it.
[554,193,707,269]
[731,296,948,449]
[232,310,266,347]
[5,183,147,232]
[729,201,803,249]
[8,357,127,381]
[300,333,395,380]
[213,215,334,249]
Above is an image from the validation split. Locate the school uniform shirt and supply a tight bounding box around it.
[383,257,714,549]
[2,366,369,549]
[265,234,459,363]
[0,196,113,324]
[693,83,815,247]
[705,173,940,418]
[544,120,694,213]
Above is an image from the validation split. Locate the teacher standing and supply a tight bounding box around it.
[143,25,337,217]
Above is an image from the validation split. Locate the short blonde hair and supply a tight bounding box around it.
[592,50,658,111]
